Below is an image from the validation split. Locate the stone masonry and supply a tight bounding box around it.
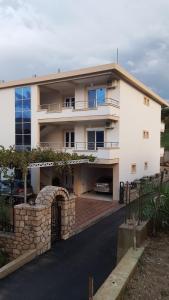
[0,204,51,259]
[0,186,76,259]
[36,186,76,240]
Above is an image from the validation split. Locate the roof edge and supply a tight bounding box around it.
[0,63,168,107]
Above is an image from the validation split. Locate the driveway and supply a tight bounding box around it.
[0,207,125,300]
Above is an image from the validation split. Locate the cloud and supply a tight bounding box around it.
[0,0,169,98]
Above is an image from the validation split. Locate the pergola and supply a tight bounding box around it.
[28,159,89,169]
[24,158,90,203]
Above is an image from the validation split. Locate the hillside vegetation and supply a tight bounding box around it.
[161,108,169,150]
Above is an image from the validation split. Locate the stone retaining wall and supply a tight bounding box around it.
[0,186,76,259]
[0,204,51,259]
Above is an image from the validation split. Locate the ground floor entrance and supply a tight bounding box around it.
[32,162,119,202]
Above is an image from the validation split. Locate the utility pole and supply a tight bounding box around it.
[117,48,119,64]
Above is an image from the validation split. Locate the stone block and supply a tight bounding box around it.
[117,221,148,262]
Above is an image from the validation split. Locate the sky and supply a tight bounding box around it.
[0,0,169,99]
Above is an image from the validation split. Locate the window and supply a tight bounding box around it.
[144,162,148,170]
[131,164,136,174]
[15,86,31,150]
[64,97,75,108]
[88,88,106,108]
[87,130,104,150]
[143,130,150,139]
[144,96,150,106]
[65,131,75,148]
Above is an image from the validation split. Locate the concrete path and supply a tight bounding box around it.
[0,207,125,300]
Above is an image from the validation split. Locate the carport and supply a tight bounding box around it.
[73,163,119,201]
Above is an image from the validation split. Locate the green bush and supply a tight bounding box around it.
[0,249,8,267]
[0,197,10,224]
[161,130,169,150]
[143,185,169,235]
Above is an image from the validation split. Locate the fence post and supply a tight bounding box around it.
[89,275,94,300]
[132,215,137,250]
[119,181,125,204]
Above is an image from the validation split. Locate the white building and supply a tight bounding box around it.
[0,63,168,201]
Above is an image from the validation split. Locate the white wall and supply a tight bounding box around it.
[0,88,15,148]
[107,81,120,102]
[75,84,86,109]
[40,89,63,106]
[119,80,161,182]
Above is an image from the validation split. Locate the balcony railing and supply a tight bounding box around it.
[74,142,119,151]
[38,98,119,113]
[39,142,119,152]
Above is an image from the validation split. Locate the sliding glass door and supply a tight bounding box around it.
[88,88,106,108]
[87,130,104,150]
[88,90,96,108]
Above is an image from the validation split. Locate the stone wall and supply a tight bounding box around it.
[36,186,76,240]
[60,197,75,239]
[0,186,76,259]
[0,204,51,259]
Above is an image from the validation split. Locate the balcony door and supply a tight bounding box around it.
[65,131,75,148]
[88,88,106,108]
[64,97,75,108]
[87,130,104,150]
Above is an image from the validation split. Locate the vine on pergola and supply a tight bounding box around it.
[0,146,95,177]
[0,146,95,203]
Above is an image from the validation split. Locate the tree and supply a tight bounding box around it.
[0,146,94,202]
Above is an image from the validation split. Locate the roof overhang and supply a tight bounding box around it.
[0,63,168,107]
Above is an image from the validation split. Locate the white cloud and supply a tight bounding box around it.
[0,0,169,98]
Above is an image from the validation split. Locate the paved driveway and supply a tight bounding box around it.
[0,207,125,300]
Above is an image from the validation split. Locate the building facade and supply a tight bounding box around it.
[0,63,167,201]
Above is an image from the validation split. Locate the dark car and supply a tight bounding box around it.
[94,176,113,193]
[0,180,33,198]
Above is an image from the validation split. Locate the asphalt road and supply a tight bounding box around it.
[0,207,125,300]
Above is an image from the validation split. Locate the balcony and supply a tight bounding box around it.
[39,142,119,161]
[37,98,119,123]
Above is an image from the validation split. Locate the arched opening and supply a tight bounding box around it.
[36,186,75,242]
[51,195,63,243]
[52,176,61,187]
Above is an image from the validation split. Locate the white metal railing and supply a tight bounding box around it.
[38,98,119,112]
[39,142,119,152]
[39,142,63,151]
[39,103,62,112]
[74,142,119,151]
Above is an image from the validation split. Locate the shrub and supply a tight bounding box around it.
[143,185,169,235]
[0,249,8,267]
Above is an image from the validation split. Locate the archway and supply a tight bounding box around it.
[36,186,75,241]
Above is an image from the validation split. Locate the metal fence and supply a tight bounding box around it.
[120,172,168,224]
[0,196,23,233]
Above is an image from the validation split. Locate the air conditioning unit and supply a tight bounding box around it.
[105,121,114,129]
[107,80,118,89]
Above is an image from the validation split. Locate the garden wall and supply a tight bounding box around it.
[0,186,76,259]
[0,204,51,259]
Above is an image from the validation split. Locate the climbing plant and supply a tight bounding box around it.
[0,146,95,177]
